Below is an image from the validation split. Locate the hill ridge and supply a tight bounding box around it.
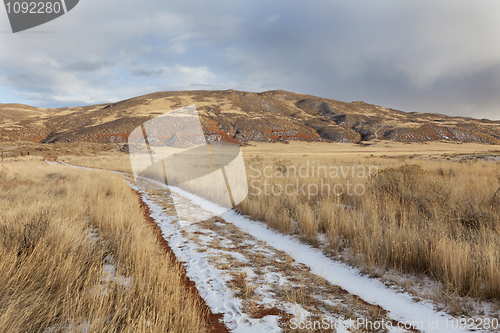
[1,89,499,145]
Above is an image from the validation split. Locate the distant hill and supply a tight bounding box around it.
[1,90,499,145]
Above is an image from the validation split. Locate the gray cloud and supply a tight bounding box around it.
[64,61,113,72]
[0,0,499,119]
[131,69,164,77]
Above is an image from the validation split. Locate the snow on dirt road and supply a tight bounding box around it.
[49,159,479,332]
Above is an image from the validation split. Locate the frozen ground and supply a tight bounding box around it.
[49,159,499,332]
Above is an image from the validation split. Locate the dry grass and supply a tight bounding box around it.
[239,153,500,301]
[0,160,206,333]
[53,145,500,301]
[59,154,133,174]
[241,141,500,157]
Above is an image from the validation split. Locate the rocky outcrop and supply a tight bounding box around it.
[1,90,499,145]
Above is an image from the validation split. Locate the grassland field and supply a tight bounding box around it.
[2,140,500,329]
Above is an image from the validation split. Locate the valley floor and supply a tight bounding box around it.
[54,156,500,332]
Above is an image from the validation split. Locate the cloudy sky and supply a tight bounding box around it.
[0,0,499,119]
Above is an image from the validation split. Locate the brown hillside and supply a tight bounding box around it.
[1,90,499,145]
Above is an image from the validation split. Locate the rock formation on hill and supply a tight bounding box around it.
[1,90,499,145]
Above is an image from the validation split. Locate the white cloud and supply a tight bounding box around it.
[0,0,499,119]
[263,14,281,26]
[161,64,216,85]
[165,33,197,54]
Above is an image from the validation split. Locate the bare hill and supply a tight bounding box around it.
[1,90,499,145]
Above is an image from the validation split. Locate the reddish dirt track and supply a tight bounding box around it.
[133,189,229,333]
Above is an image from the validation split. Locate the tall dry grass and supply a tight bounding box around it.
[58,155,133,174]
[59,153,237,209]
[0,160,207,333]
[239,155,500,300]
[54,151,500,300]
